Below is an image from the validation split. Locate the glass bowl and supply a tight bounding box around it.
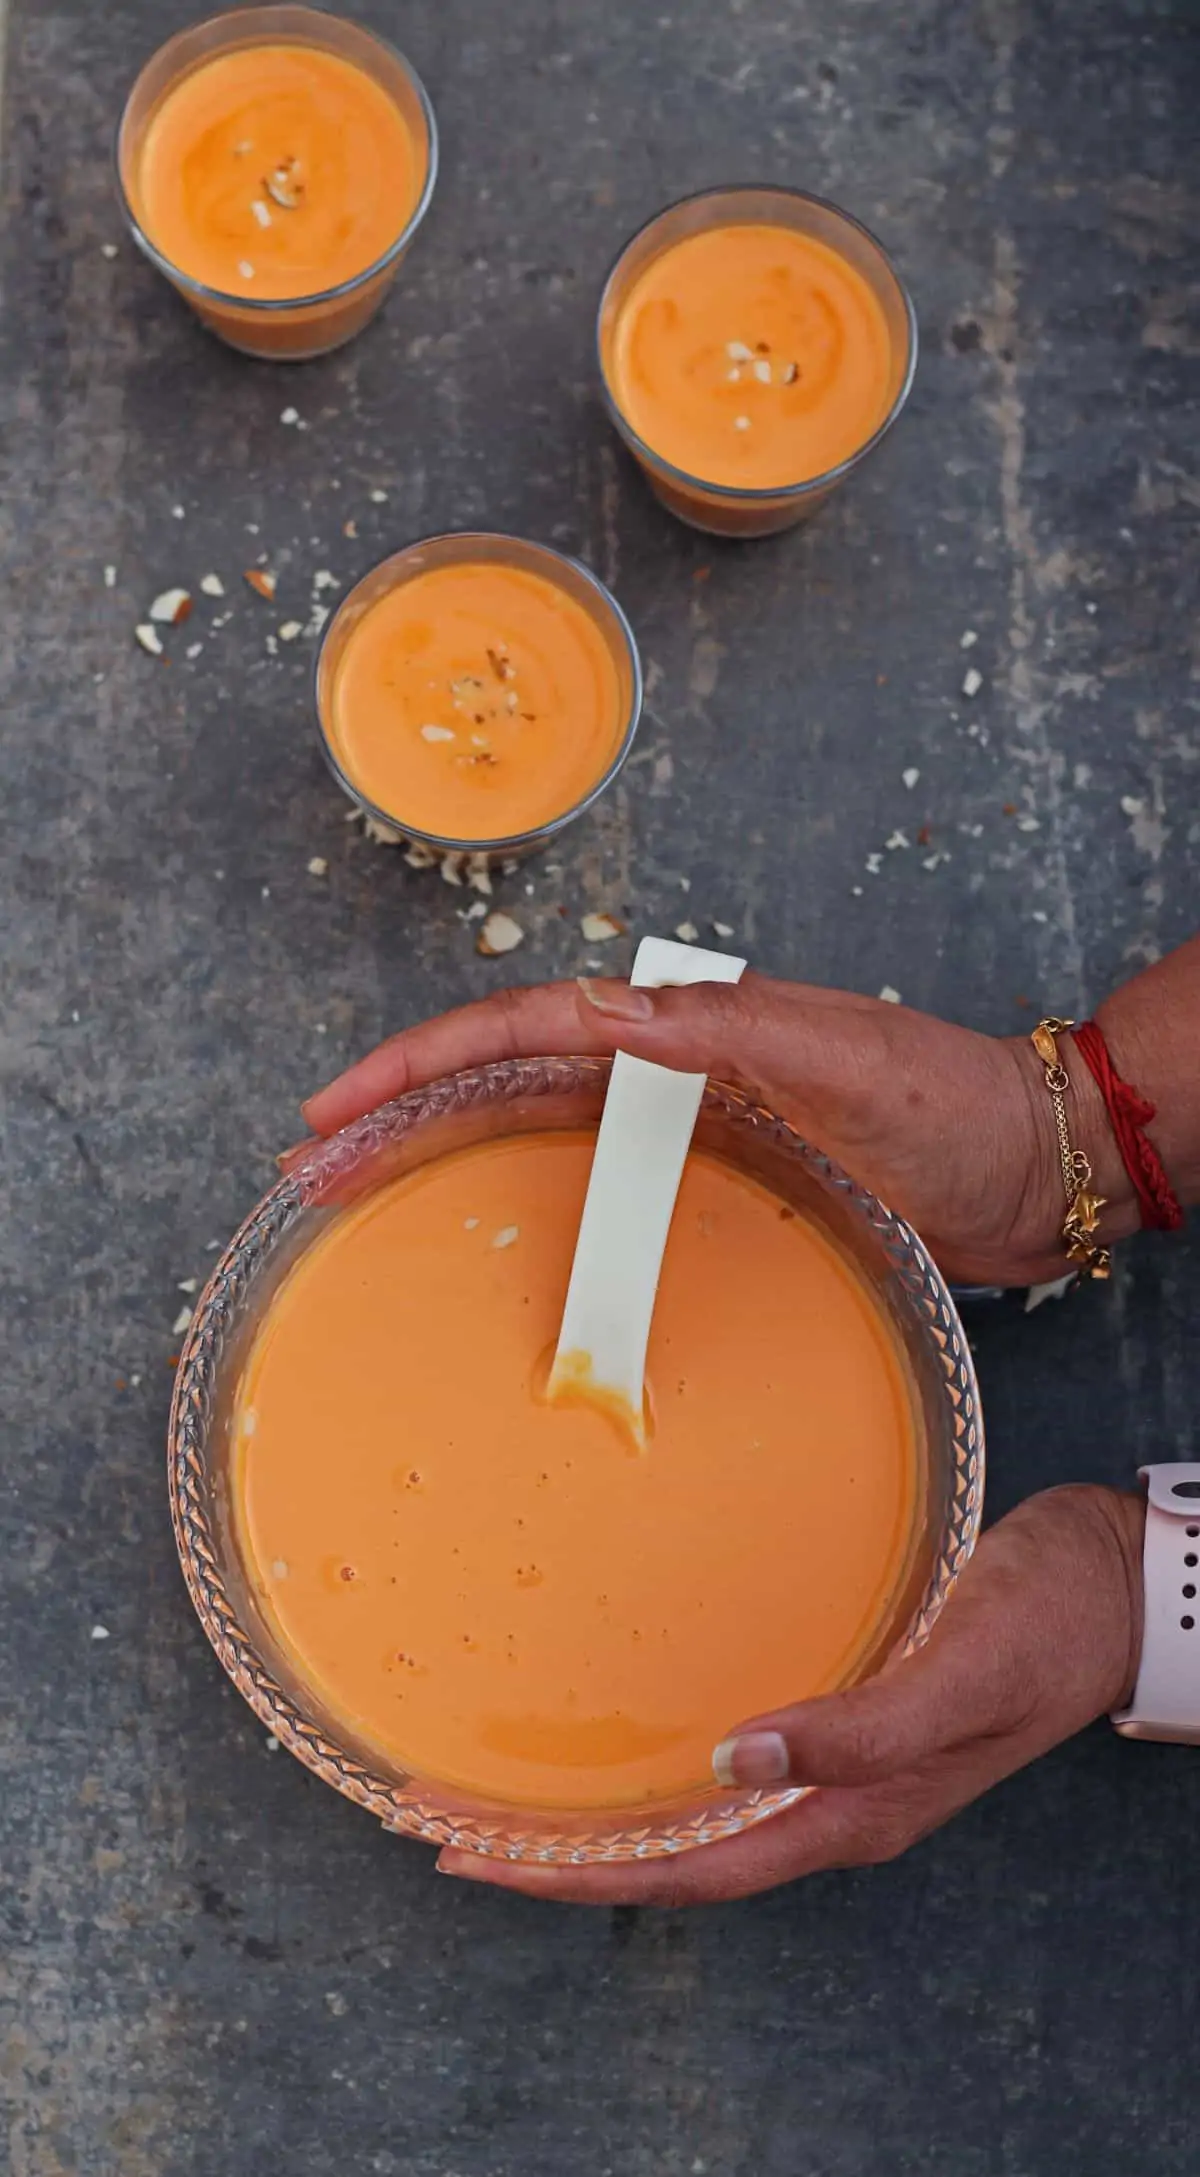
[314,533,643,868]
[169,1058,983,1864]
[597,186,918,538]
[116,5,438,361]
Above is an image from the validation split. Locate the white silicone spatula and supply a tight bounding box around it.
[547,934,747,1444]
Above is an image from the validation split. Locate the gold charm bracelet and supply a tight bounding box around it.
[1030,1018,1111,1279]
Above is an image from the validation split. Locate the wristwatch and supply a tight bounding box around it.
[1114,1463,1200,1744]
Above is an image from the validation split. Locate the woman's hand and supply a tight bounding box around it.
[297,974,1136,1284]
[434,1484,1144,1906]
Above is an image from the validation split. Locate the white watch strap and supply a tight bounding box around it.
[1113,1463,1200,1743]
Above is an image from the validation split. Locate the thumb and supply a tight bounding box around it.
[712,1609,1016,1790]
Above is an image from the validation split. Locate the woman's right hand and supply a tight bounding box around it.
[297,973,1136,1285]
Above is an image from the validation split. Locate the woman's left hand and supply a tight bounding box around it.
[437,1485,1145,1906]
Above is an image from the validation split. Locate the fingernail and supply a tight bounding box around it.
[276,1138,314,1170]
[577,977,656,1023]
[712,1730,791,1788]
[436,1848,482,1880]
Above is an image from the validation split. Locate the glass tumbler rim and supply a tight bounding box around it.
[313,530,645,857]
[114,2,439,315]
[595,181,919,507]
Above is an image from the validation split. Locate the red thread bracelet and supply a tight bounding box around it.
[1072,1019,1184,1232]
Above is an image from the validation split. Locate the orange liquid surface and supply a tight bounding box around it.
[328,562,626,841]
[608,223,895,489]
[133,43,424,299]
[233,1135,922,1810]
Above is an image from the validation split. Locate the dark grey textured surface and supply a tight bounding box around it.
[1,1,1197,2170]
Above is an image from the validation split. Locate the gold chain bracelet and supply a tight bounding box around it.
[1030,1018,1111,1279]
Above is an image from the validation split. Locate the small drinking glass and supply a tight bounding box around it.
[597,185,918,538]
[116,5,438,361]
[314,532,644,868]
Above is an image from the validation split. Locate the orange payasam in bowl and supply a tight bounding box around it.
[598,187,917,537]
[315,534,643,862]
[169,1059,983,1863]
[117,6,437,359]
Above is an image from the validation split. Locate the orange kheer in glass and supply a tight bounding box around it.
[599,189,915,535]
[119,12,435,357]
[231,1133,923,1812]
[611,224,893,489]
[323,556,631,847]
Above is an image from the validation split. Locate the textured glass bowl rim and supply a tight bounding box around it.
[168,1056,984,1865]
[114,3,439,314]
[313,532,645,856]
[596,184,919,507]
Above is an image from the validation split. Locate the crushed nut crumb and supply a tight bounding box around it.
[244,569,277,600]
[200,572,225,597]
[674,920,699,943]
[134,623,164,657]
[580,912,625,942]
[962,667,983,698]
[307,856,328,877]
[490,1225,520,1249]
[264,157,305,210]
[149,587,192,625]
[477,911,524,956]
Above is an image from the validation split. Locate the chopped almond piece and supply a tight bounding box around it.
[244,569,277,601]
[149,587,192,625]
[580,912,625,942]
[134,624,164,657]
[476,912,524,957]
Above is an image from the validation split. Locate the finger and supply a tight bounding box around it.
[436,1783,878,1905]
[577,972,872,1105]
[714,1564,1022,1791]
[303,970,880,1138]
[302,982,604,1134]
